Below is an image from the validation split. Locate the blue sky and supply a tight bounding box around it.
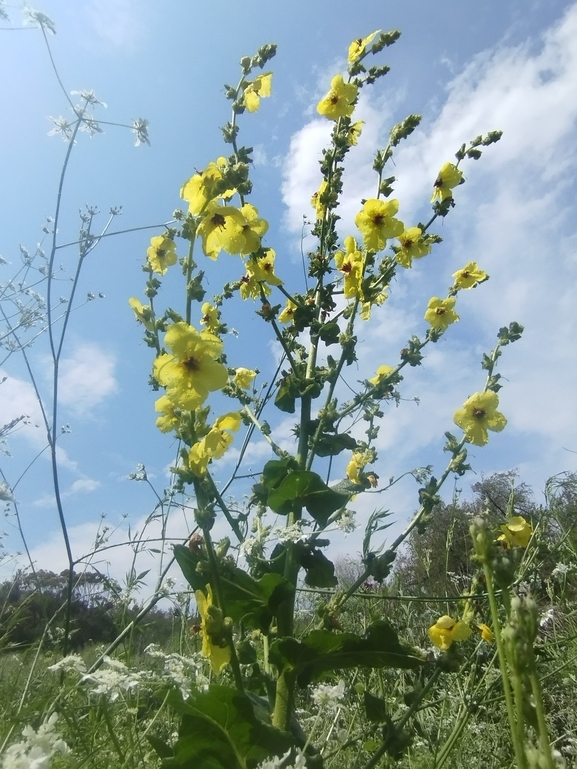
[1,0,576,586]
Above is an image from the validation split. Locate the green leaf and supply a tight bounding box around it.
[296,545,338,588]
[148,735,174,760]
[163,686,292,769]
[364,691,388,723]
[318,321,340,346]
[267,471,348,525]
[274,376,298,413]
[270,620,426,687]
[218,568,294,633]
[173,544,208,593]
[314,432,357,458]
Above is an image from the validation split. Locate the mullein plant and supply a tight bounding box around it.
[130,32,526,769]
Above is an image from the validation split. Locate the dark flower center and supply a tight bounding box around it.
[183,356,200,372]
[211,213,227,230]
[473,408,486,419]
[435,307,446,315]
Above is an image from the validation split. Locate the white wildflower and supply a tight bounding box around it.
[1,713,69,769]
[274,522,309,544]
[81,656,147,701]
[256,749,307,769]
[70,90,107,108]
[335,508,357,534]
[22,5,56,34]
[239,537,260,557]
[47,654,86,675]
[47,117,74,141]
[311,679,345,712]
[132,118,150,147]
[539,607,555,629]
[551,562,570,579]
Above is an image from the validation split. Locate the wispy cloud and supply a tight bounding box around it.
[84,0,147,53]
[57,343,118,417]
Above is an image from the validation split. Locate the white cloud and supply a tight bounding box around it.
[58,343,118,417]
[281,4,577,498]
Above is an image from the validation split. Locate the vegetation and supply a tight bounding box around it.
[1,6,576,769]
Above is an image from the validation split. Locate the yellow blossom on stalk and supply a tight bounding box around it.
[195,584,231,674]
[498,516,532,548]
[153,322,228,411]
[348,30,380,63]
[335,236,364,299]
[180,157,234,216]
[424,297,459,331]
[154,395,180,434]
[128,297,155,331]
[234,367,256,389]
[355,198,404,252]
[238,204,269,255]
[278,299,297,324]
[453,391,507,447]
[347,120,365,146]
[369,365,395,386]
[197,202,246,259]
[477,623,494,643]
[428,615,472,650]
[431,162,464,202]
[395,227,431,268]
[146,236,178,275]
[251,250,283,286]
[189,412,241,476]
[360,291,387,321]
[317,74,358,120]
[311,181,328,220]
[200,302,220,333]
[243,72,273,113]
[452,261,488,290]
[240,273,268,301]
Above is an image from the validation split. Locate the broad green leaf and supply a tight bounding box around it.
[364,691,388,723]
[163,686,292,769]
[318,321,340,346]
[314,432,357,458]
[270,620,426,687]
[296,545,337,587]
[267,471,348,525]
[173,544,208,593]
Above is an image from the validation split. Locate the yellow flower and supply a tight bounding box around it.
[452,262,488,290]
[348,30,380,63]
[146,236,178,275]
[180,157,234,216]
[153,322,228,411]
[317,74,358,120]
[431,162,464,202]
[355,198,404,252]
[360,292,387,321]
[498,516,532,548]
[369,365,395,386]
[234,368,256,389]
[154,395,180,433]
[453,391,507,447]
[424,297,459,331]
[347,120,365,146]
[477,623,494,643]
[278,299,297,324]
[195,584,231,674]
[243,73,273,113]
[428,615,472,650]
[346,453,364,484]
[335,235,364,299]
[128,297,155,331]
[395,227,431,268]
[311,181,328,220]
[238,204,269,255]
[200,302,220,333]
[250,249,282,285]
[189,412,241,476]
[197,202,246,259]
